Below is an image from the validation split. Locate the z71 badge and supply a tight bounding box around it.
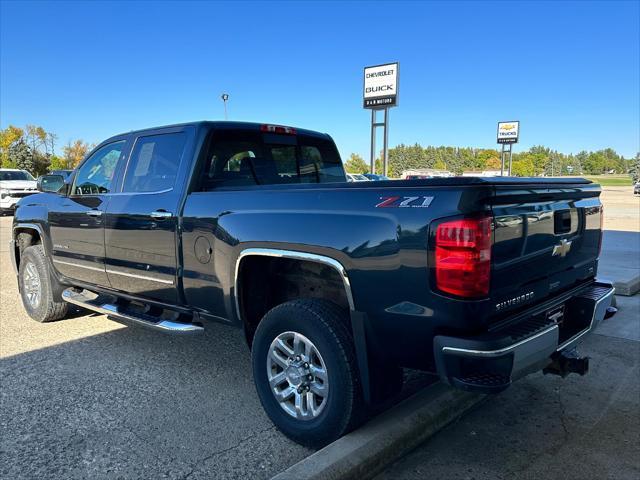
[376,196,434,208]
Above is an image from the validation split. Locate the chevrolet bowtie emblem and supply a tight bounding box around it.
[552,239,572,257]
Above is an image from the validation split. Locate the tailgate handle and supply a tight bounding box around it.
[554,210,572,234]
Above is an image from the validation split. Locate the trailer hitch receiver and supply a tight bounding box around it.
[543,349,590,378]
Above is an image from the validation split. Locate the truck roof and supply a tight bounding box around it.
[112,121,332,141]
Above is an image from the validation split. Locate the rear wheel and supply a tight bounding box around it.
[251,299,362,448]
[19,245,68,322]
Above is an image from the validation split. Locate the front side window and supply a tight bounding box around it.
[0,170,35,181]
[122,132,186,193]
[73,141,125,195]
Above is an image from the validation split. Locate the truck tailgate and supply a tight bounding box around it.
[489,182,603,316]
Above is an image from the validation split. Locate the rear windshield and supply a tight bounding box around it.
[0,170,34,181]
[201,129,345,188]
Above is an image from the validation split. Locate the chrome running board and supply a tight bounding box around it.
[62,288,204,334]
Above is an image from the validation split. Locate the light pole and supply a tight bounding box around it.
[221,93,229,120]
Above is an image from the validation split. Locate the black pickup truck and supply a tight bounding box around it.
[10,121,614,447]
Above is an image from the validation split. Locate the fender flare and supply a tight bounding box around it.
[12,222,66,299]
[234,248,373,403]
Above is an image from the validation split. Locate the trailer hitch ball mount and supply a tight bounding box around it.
[543,349,590,378]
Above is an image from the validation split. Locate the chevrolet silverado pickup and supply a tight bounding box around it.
[10,121,615,447]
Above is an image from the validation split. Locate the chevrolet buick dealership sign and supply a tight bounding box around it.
[363,62,399,109]
[497,121,520,144]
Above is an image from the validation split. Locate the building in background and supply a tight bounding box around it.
[402,168,452,179]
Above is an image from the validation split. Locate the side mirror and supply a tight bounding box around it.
[37,175,66,193]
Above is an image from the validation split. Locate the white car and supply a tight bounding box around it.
[346,173,370,182]
[0,169,38,215]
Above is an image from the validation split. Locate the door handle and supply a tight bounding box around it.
[150,210,173,220]
[86,209,103,217]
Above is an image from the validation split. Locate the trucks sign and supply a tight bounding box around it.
[363,62,399,109]
[497,121,520,144]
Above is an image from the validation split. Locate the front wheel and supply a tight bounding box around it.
[251,299,363,448]
[19,245,68,322]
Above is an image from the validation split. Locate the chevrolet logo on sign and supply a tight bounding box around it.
[552,239,572,257]
[497,121,520,144]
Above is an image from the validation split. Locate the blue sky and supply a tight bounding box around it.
[1,1,639,159]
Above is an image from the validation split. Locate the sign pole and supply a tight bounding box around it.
[383,107,389,176]
[508,144,513,176]
[500,144,505,176]
[370,110,377,174]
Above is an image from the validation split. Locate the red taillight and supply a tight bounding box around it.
[261,124,297,135]
[435,216,492,298]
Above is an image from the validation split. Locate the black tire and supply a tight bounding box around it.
[252,299,363,448]
[19,244,68,323]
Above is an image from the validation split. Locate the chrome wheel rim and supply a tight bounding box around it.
[23,261,41,308]
[267,331,329,420]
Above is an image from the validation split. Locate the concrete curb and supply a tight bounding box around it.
[271,384,484,480]
[612,276,640,296]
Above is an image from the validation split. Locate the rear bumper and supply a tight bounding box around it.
[433,280,614,393]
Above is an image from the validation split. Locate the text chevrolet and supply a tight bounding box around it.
[10,122,615,447]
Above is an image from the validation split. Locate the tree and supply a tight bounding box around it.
[630,153,640,183]
[9,139,33,172]
[477,149,501,170]
[49,155,68,171]
[63,139,91,168]
[388,143,433,177]
[511,153,535,177]
[344,153,369,174]
[583,151,606,175]
[0,125,24,168]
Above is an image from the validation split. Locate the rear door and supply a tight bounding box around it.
[49,139,130,286]
[104,126,194,303]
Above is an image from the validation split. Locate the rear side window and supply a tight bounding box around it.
[202,129,345,189]
[123,133,186,193]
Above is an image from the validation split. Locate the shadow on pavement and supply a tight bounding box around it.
[0,319,310,480]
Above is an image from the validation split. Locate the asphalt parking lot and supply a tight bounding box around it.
[1,185,638,479]
[0,213,431,480]
[375,295,640,480]
[0,214,313,479]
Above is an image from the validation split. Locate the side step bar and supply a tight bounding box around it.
[62,288,204,334]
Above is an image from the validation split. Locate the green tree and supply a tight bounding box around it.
[344,153,369,174]
[388,143,433,177]
[511,153,535,177]
[49,155,68,171]
[630,153,640,183]
[583,151,606,174]
[477,149,500,170]
[9,139,33,172]
[0,125,24,168]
